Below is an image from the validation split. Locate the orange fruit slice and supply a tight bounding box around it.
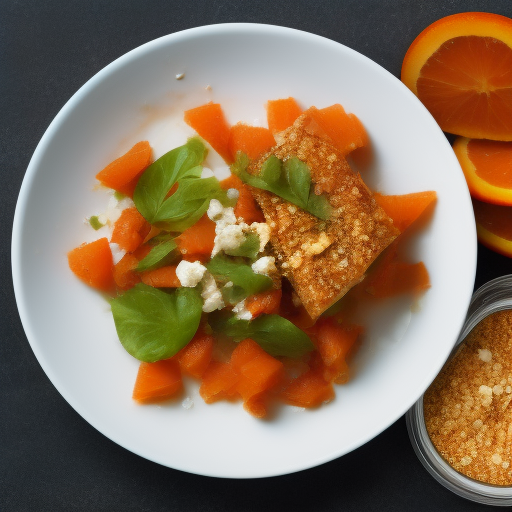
[453,137,512,205]
[401,12,512,141]
[472,199,512,257]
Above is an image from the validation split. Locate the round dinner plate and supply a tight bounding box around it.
[12,24,476,478]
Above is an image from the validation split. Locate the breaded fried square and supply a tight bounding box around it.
[247,113,400,319]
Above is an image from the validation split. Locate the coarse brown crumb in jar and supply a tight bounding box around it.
[423,309,512,486]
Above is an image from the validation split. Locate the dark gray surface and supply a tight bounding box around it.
[2,1,512,510]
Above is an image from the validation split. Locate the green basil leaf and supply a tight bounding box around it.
[136,239,178,271]
[209,312,314,358]
[232,152,331,220]
[231,152,270,190]
[224,232,261,260]
[153,177,227,231]
[260,155,282,184]
[284,157,311,206]
[134,138,206,224]
[206,254,272,304]
[110,284,202,362]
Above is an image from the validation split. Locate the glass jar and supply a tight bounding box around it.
[406,275,512,506]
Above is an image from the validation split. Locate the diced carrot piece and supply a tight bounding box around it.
[175,214,216,257]
[235,186,265,223]
[140,265,180,288]
[374,191,437,233]
[219,174,244,191]
[312,318,363,383]
[246,288,282,318]
[113,253,141,291]
[199,361,239,403]
[132,359,182,403]
[267,97,303,134]
[230,338,263,371]
[279,283,316,330]
[231,339,284,401]
[220,174,265,223]
[142,225,162,244]
[238,352,284,397]
[243,394,268,418]
[280,369,335,408]
[68,237,114,292]
[178,331,214,379]
[228,123,275,161]
[96,141,152,197]
[181,253,210,263]
[184,102,232,163]
[306,105,369,156]
[365,247,431,298]
[111,207,151,253]
[132,243,152,261]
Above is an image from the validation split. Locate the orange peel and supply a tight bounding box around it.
[453,137,512,206]
[472,199,512,258]
[401,12,512,141]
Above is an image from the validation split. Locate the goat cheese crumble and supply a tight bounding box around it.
[251,256,276,276]
[232,299,253,321]
[201,272,225,313]
[207,199,270,257]
[176,260,207,287]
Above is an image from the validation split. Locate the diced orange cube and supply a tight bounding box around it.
[132,358,182,403]
[68,237,114,292]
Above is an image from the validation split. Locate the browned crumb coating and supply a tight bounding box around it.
[424,310,512,486]
[248,113,399,319]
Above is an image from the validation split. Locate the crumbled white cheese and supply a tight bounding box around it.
[214,224,246,255]
[208,199,244,256]
[232,299,252,321]
[176,260,207,287]
[201,272,225,313]
[97,194,134,228]
[251,256,276,276]
[207,199,233,223]
[249,222,270,252]
[227,188,239,201]
[208,199,271,257]
[109,242,126,265]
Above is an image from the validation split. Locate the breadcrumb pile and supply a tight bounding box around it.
[424,310,512,486]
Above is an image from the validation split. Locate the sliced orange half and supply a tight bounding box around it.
[473,199,512,257]
[453,137,512,205]
[402,12,512,141]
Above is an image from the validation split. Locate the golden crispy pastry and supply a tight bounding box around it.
[248,113,399,319]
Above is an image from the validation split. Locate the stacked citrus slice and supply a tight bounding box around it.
[402,12,512,257]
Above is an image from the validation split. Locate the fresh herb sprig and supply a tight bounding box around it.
[133,138,227,231]
[110,284,203,362]
[232,152,331,220]
[209,311,315,358]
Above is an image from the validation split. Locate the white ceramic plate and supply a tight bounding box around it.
[12,24,476,478]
